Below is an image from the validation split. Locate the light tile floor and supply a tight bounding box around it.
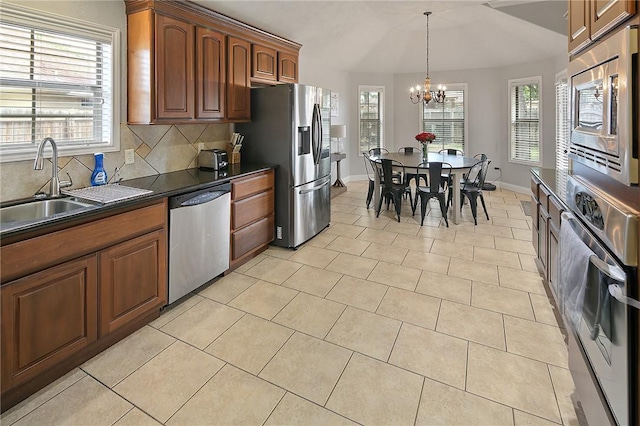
[2,182,579,426]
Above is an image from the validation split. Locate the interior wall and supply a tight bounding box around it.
[299,55,352,180]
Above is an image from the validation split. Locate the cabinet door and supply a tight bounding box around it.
[227,36,251,120]
[538,208,549,279]
[569,0,591,53]
[156,14,194,120]
[252,44,277,81]
[99,230,167,336]
[549,223,560,303]
[590,0,636,39]
[196,26,225,119]
[1,256,98,391]
[278,52,298,83]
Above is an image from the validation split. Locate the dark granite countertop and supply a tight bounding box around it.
[1,163,274,242]
[530,167,570,207]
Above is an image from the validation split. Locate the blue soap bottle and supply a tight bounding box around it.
[91,153,108,186]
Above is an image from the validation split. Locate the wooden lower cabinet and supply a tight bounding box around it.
[0,199,167,410]
[1,255,98,392]
[99,230,166,336]
[229,170,275,269]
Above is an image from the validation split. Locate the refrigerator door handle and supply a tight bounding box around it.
[299,178,330,194]
[312,103,321,165]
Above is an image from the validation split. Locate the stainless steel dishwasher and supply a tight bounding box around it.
[168,182,231,304]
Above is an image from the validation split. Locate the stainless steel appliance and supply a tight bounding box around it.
[560,175,639,426]
[168,182,230,304]
[236,84,331,248]
[568,26,638,186]
[199,149,228,171]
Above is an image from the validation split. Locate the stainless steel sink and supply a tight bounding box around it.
[0,198,97,229]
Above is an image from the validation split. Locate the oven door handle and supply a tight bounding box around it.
[609,285,640,310]
[589,255,626,282]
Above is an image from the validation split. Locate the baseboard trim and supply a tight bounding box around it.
[494,181,529,195]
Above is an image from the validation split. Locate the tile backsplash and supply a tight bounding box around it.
[0,123,231,202]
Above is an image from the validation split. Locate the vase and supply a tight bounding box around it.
[422,143,428,159]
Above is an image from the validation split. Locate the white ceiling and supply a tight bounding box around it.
[192,0,568,74]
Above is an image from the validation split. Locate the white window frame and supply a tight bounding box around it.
[419,82,468,153]
[508,76,542,166]
[555,70,569,170]
[0,2,120,162]
[357,85,384,156]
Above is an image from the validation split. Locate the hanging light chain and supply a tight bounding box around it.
[425,11,430,78]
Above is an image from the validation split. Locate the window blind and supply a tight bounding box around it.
[555,77,569,170]
[359,87,384,154]
[422,88,465,153]
[509,78,541,164]
[0,3,118,160]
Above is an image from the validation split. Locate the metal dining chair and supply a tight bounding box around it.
[368,147,390,156]
[363,153,377,209]
[398,146,425,188]
[412,162,451,227]
[437,149,463,190]
[438,148,464,156]
[375,158,412,222]
[459,157,491,225]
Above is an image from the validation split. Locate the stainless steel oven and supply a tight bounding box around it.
[568,26,638,186]
[560,176,639,426]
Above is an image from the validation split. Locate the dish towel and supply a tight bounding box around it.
[559,218,593,329]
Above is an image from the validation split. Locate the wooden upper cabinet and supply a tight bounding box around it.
[568,0,636,54]
[155,14,194,120]
[196,26,226,119]
[590,0,636,38]
[278,52,298,83]
[252,44,277,81]
[125,0,300,123]
[569,0,591,53]
[227,36,251,121]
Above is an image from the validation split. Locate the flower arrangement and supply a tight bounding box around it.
[415,132,436,144]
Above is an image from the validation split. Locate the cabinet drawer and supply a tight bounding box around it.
[232,171,274,200]
[530,177,540,200]
[549,195,564,227]
[539,184,550,213]
[232,214,274,259]
[232,190,274,230]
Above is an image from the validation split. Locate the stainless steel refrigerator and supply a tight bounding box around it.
[237,84,331,248]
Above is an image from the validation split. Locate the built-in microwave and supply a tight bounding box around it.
[568,26,638,186]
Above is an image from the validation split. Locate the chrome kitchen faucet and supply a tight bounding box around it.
[33,137,72,197]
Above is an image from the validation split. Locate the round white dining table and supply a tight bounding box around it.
[369,152,479,225]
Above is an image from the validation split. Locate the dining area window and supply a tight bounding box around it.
[509,76,541,165]
[421,84,466,153]
[358,86,384,155]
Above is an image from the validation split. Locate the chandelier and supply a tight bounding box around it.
[409,11,446,105]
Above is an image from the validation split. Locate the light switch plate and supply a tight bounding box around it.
[125,149,135,164]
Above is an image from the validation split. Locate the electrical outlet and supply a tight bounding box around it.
[125,149,135,164]
[198,143,205,153]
